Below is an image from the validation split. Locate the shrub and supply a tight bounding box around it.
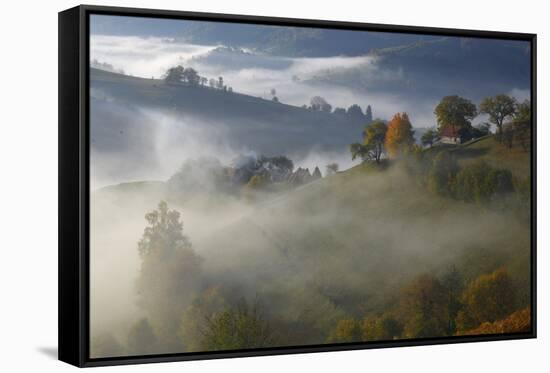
[453,161,514,203]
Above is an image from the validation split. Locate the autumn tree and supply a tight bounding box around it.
[385,112,415,158]
[479,94,517,138]
[421,128,439,148]
[362,314,402,341]
[349,119,387,163]
[458,307,531,336]
[434,95,477,133]
[457,268,516,331]
[398,274,448,338]
[199,299,274,351]
[327,319,361,343]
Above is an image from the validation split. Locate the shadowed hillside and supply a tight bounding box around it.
[91,67,366,155]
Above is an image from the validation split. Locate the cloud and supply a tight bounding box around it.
[90,35,217,79]
[509,88,530,102]
[90,35,417,124]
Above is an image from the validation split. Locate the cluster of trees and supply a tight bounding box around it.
[134,201,204,352]
[347,94,530,210]
[347,95,530,154]
[303,97,373,123]
[327,266,528,343]
[500,100,532,150]
[432,94,531,146]
[421,153,516,207]
[181,291,274,352]
[164,65,233,92]
[92,190,529,356]
[91,59,125,74]
[130,202,277,353]
[349,112,415,163]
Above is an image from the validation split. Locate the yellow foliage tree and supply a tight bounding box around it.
[362,314,402,341]
[457,268,516,331]
[326,319,361,343]
[457,307,530,336]
[384,112,415,158]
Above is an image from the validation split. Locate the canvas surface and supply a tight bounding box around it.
[88,14,532,358]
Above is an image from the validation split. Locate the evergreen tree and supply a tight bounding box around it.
[365,105,373,124]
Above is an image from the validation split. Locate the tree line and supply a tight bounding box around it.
[350,94,531,165]
[100,200,529,355]
[327,266,530,343]
[303,96,374,123]
[164,65,233,92]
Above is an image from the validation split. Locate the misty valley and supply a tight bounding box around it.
[88,16,532,358]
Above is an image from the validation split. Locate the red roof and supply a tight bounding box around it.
[440,126,460,138]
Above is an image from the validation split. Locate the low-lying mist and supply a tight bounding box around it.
[90,102,358,189]
[90,155,530,356]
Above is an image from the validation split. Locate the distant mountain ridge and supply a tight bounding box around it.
[91,15,438,57]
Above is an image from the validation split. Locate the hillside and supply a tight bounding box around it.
[91,139,530,352]
[90,67,370,188]
[425,135,530,180]
[91,67,366,154]
[88,17,533,356]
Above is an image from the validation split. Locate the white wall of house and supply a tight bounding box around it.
[440,136,461,144]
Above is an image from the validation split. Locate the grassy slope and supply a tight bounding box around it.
[92,143,530,323]
[91,67,364,130]
[425,135,530,180]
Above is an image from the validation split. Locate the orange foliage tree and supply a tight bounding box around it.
[457,307,530,336]
[384,112,415,158]
[457,268,516,331]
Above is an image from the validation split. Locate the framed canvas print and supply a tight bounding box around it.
[58,5,536,367]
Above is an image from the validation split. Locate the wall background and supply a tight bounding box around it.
[0,0,547,370]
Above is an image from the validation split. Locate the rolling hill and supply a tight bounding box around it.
[91,139,530,323]
[425,135,530,180]
[90,67,366,156]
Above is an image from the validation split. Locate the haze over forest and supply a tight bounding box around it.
[89,14,532,358]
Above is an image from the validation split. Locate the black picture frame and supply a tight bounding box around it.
[58,4,537,367]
